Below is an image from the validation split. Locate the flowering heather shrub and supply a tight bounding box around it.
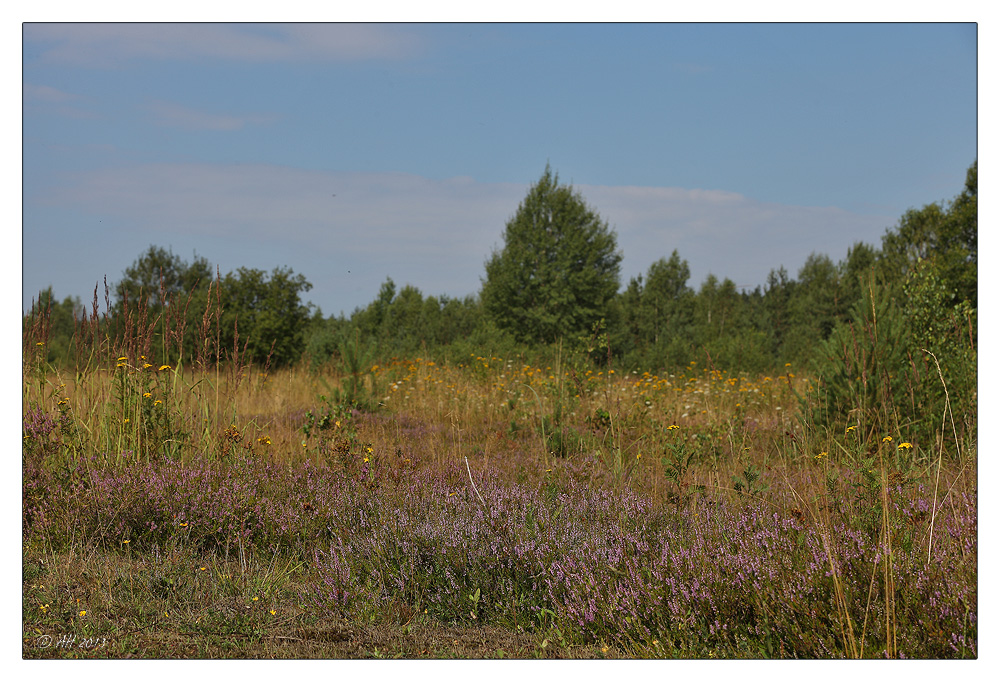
[22,454,976,658]
[22,407,61,464]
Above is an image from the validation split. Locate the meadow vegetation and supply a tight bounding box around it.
[22,163,976,659]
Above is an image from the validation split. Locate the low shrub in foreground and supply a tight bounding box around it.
[23,454,976,658]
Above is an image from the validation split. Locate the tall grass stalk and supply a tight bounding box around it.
[923,349,959,567]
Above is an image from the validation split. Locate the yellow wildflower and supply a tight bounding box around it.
[898,442,913,450]
[158,364,171,371]
[667,425,679,430]
[882,436,893,443]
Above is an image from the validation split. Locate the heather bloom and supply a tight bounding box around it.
[23,445,976,659]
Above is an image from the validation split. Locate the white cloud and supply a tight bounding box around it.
[145,100,276,131]
[22,82,99,119]
[32,163,894,314]
[581,184,893,290]
[23,83,80,103]
[23,23,424,67]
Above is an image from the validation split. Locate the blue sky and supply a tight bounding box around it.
[21,22,978,317]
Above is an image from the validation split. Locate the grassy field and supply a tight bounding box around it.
[22,343,976,659]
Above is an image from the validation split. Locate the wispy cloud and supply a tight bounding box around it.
[23,83,80,103]
[35,164,893,312]
[23,23,424,67]
[23,82,99,119]
[145,99,276,131]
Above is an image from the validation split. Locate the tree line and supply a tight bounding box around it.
[27,161,976,381]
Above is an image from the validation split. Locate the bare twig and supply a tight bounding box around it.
[464,456,486,507]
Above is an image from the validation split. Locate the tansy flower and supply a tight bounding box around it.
[882,436,893,443]
[79,611,86,617]
[898,442,913,450]
[158,364,171,371]
[846,425,857,434]
[667,424,679,430]
[257,436,271,445]
[143,392,152,398]
[815,452,828,460]
[154,400,162,406]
